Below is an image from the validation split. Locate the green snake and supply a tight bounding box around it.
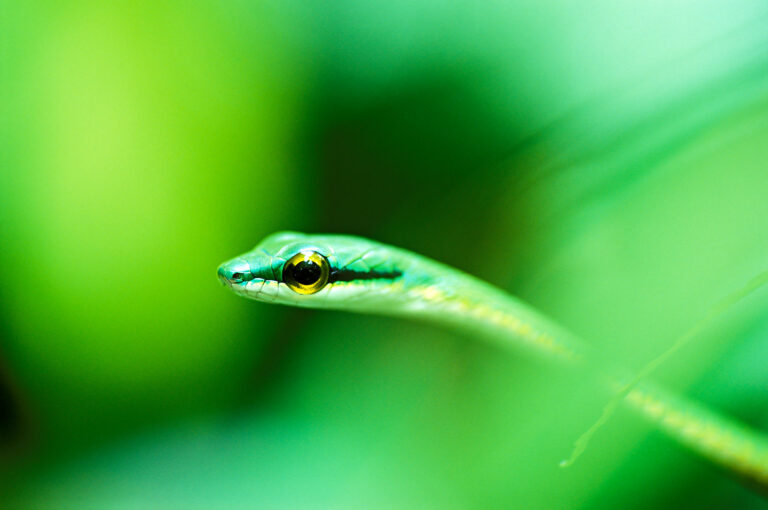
[218,231,768,486]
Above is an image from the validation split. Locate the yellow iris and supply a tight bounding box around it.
[282,251,330,294]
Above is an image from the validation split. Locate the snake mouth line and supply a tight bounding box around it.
[229,271,401,289]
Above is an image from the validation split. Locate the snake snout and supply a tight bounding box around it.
[217,258,254,285]
[217,266,230,285]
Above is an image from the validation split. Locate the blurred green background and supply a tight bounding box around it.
[2,1,768,508]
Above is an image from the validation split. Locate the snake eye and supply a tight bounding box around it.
[283,251,330,295]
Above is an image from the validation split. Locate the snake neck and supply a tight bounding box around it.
[389,264,587,365]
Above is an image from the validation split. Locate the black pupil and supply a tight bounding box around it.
[291,260,321,285]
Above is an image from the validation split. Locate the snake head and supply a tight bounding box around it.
[217,231,408,311]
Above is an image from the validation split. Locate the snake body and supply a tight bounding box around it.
[218,231,768,485]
